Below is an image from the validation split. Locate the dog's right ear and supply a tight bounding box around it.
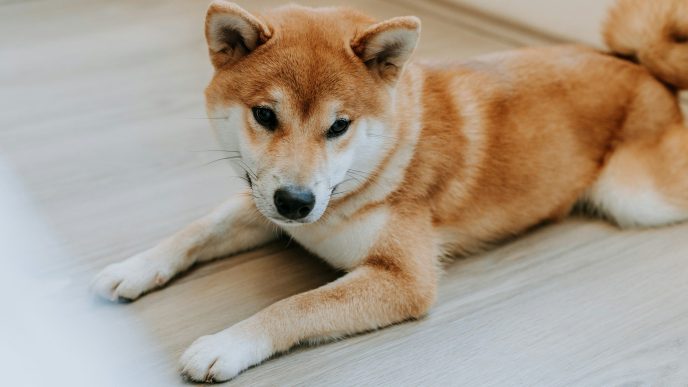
[205,1,271,69]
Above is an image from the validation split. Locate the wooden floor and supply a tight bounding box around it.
[2,0,688,385]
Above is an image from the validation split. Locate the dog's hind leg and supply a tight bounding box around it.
[585,123,688,228]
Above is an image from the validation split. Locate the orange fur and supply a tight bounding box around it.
[93,0,688,382]
[195,0,688,381]
[604,0,688,89]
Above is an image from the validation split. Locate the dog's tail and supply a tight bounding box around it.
[603,0,688,89]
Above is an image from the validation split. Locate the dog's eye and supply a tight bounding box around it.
[327,119,351,139]
[252,106,277,130]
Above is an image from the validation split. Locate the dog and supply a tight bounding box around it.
[92,0,688,382]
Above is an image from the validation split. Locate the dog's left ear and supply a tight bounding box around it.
[205,1,272,69]
[352,16,421,82]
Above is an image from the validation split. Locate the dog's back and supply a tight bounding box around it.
[407,42,684,253]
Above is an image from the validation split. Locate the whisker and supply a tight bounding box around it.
[331,189,353,197]
[233,159,258,180]
[191,149,241,154]
[346,169,393,193]
[183,117,229,120]
[346,170,372,180]
[348,168,374,176]
[329,177,358,191]
[343,174,364,184]
[206,155,257,181]
[203,156,244,166]
[285,233,295,248]
[200,157,257,186]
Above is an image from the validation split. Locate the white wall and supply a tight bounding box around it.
[449,0,616,46]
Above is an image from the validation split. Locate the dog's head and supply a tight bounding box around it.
[203,1,420,225]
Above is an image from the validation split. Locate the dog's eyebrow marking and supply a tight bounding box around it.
[264,89,284,109]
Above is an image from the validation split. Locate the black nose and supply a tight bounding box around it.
[273,187,315,220]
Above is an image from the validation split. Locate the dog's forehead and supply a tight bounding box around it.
[263,5,374,39]
[248,7,376,109]
[269,86,341,122]
[238,47,369,118]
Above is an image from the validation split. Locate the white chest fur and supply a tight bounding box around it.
[283,207,389,271]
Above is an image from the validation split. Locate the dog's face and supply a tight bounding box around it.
[203,2,420,225]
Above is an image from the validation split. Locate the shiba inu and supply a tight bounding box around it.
[92,0,688,382]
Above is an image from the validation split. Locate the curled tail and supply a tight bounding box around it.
[603,0,688,89]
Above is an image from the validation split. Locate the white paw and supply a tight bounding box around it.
[180,327,272,383]
[91,250,176,301]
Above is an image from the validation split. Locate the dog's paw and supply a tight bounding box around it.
[180,328,272,383]
[91,251,175,301]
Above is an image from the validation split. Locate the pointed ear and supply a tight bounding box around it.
[205,1,272,69]
[351,16,421,82]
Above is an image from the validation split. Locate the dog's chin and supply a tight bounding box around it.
[263,209,327,227]
[252,197,329,227]
[268,217,315,227]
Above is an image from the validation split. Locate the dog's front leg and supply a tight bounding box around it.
[179,222,438,382]
[92,195,277,301]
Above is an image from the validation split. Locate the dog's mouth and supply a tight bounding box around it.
[244,174,336,226]
[266,209,324,226]
[269,217,311,226]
